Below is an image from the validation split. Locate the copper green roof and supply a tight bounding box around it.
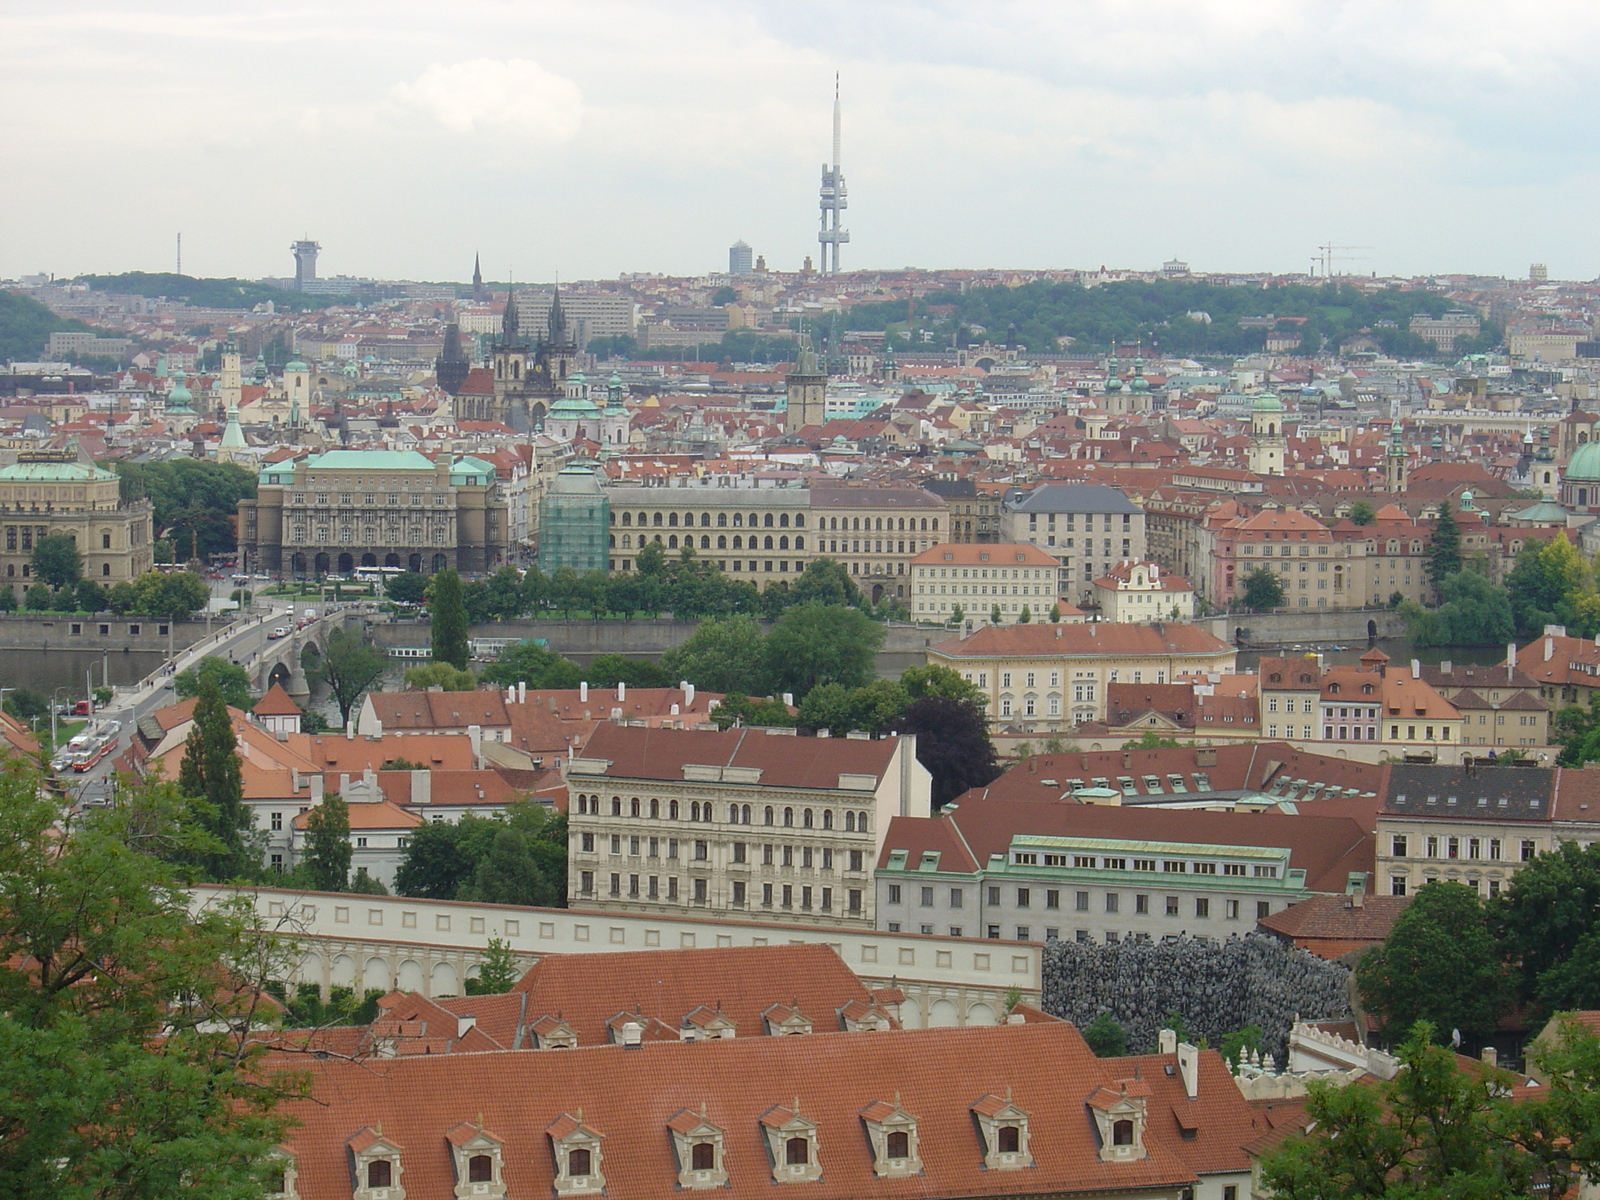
[0,459,116,482]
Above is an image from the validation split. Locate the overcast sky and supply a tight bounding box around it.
[4,0,1598,284]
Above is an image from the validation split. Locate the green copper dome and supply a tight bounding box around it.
[166,369,195,412]
[285,357,309,372]
[1251,391,1284,413]
[1566,441,1600,482]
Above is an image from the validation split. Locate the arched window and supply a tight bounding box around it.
[795,536,805,549]
[638,512,648,526]
[779,513,790,527]
[779,536,789,550]
[650,798,660,818]
[886,1131,909,1159]
[630,797,641,816]
[733,536,743,549]
[857,811,869,832]
[998,1126,1020,1153]
[764,806,774,825]
[845,811,856,832]
[718,536,727,549]
[742,804,752,824]
[653,513,663,526]
[733,513,744,527]
[691,801,701,821]
[669,535,678,548]
[803,808,814,828]
[569,1148,592,1176]
[783,806,794,827]
[367,1161,392,1188]
[795,514,805,527]
[621,512,632,525]
[823,810,833,829]
[749,513,759,527]
[764,513,774,527]
[468,1154,493,1183]
[620,534,630,548]
[691,1142,715,1170]
[703,805,713,823]
[612,797,622,816]
[717,512,727,526]
[670,799,680,819]
[700,513,711,527]
[764,536,774,550]
[785,1138,808,1165]
[897,518,906,531]
[701,536,711,549]
[668,513,679,526]
[1112,1120,1134,1146]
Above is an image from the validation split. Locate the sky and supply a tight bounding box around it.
[4,0,1599,284]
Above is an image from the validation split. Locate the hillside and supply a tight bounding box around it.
[847,279,1500,360]
[0,290,102,363]
[74,272,334,312]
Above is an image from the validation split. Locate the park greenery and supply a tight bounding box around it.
[1355,847,1600,1046]
[111,459,258,558]
[174,656,255,711]
[0,289,105,362]
[76,271,337,312]
[0,752,308,1198]
[393,802,567,907]
[1260,1021,1600,1200]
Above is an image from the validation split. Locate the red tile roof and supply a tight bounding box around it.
[930,622,1233,660]
[577,724,900,791]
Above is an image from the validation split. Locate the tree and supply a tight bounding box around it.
[1,687,47,723]
[1241,567,1285,610]
[764,603,884,698]
[111,458,257,557]
[1019,605,1032,623]
[427,568,470,670]
[393,818,498,899]
[1122,730,1184,750]
[478,640,583,690]
[1507,533,1596,640]
[951,603,965,625]
[1493,840,1600,1009]
[175,673,253,881]
[584,654,673,689]
[23,583,51,611]
[1081,1013,1128,1057]
[106,580,139,613]
[1356,881,1509,1044]
[174,655,254,711]
[1348,500,1377,526]
[990,602,1003,624]
[465,937,522,995]
[0,585,14,612]
[31,534,81,589]
[789,558,861,608]
[311,629,388,729]
[385,570,428,605]
[1401,569,1514,647]
[73,579,106,612]
[393,806,565,905]
[134,569,209,621]
[302,795,352,892]
[709,692,797,730]
[661,614,770,695]
[346,867,387,895]
[483,564,524,619]
[1425,499,1463,591]
[893,693,1000,808]
[0,758,304,1200]
[1260,1022,1600,1200]
[403,661,478,691]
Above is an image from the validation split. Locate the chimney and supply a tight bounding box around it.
[291,768,302,793]
[621,1020,644,1048]
[506,688,515,704]
[339,772,350,795]
[670,703,680,716]
[309,774,324,802]
[468,723,483,767]
[617,681,626,702]
[1158,1028,1177,1055]
[1546,637,1555,662]
[1176,1041,1200,1099]
[580,681,588,702]
[1411,658,1421,679]
[345,719,355,740]
[1347,873,1366,907]
[1056,626,1062,638]
[411,769,430,806]
[685,683,696,706]
[1441,660,1452,675]
[1481,1046,1498,1068]
[518,681,526,704]
[782,692,794,707]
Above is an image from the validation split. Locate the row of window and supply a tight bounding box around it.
[616,510,805,528]
[1027,512,1134,529]
[885,884,1275,921]
[581,832,866,874]
[291,492,447,506]
[1008,857,1277,878]
[579,871,864,913]
[572,794,871,832]
[615,533,802,551]
[1388,834,1536,862]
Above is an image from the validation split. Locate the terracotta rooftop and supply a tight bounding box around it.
[930,622,1233,660]
[576,724,901,791]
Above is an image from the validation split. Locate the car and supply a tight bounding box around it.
[268,626,290,640]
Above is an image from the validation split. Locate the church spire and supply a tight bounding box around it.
[548,282,574,349]
[472,252,485,302]
[502,278,520,344]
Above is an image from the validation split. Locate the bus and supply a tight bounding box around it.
[353,566,407,583]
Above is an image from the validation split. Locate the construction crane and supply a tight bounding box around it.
[1316,242,1371,278]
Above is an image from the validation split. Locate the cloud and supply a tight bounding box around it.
[390,58,582,139]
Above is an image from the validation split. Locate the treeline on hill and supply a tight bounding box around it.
[844,279,1502,359]
[110,459,257,558]
[74,272,335,312]
[0,289,105,362]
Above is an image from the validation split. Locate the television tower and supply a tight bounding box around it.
[290,238,321,291]
[817,75,850,275]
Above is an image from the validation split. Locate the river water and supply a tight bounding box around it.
[0,647,168,698]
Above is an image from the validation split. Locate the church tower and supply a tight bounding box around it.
[489,286,530,425]
[472,252,486,302]
[219,339,242,419]
[542,286,579,386]
[784,335,827,433]
[1384,421,1409,493]
[1248,391,1285,476]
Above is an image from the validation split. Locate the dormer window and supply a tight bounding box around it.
[1087,1082,1150,1162]
[446,1123,506,1199]
[972,1093,1034,1170]
[669,1106,728,1189]
[531,1015,578,1049]
[348,1128,405,1200]
[547,1112,605,1196]
[861,1095,922,1178]
[761,1100,822,1183]
[265,1151,299,1199]
[763,1002,813,1036]
[682,1005,737,1040]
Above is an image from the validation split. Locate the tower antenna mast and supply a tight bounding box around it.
[817,74,850,275]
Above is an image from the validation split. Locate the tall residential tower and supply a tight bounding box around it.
[817,77,849,275]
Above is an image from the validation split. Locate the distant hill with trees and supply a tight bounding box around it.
[74,272,336,312]
[0,290,104,362]
[845,279,1501,360]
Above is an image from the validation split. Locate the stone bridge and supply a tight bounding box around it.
[253,621,328,702]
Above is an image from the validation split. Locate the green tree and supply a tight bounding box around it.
[403,661,478,690]
[1018,604,1032,623]
[393,815,502,899]
[1401,569,1514,647]
[73,578,106,612]
[1425,499,1463,591]
[385,570,428,604]
[106,579,139,613]
[1493,840,1600,1009]
[1260,1023,1600,1200]
[134,569,209,620]
[346,867,388,895]
[0,758,305,1199]
[111,460,257,557]
[764,603,884,698]
[1506,532,1597,639]
[661,614,770,694]
[31,534,81,589]
[302,795,352,892]
[584,654,673,689]
[23,583,51,611]
[1241,567,1285,610]
[311,628,388,728]
[1122,730,1185,750]
[1356,881,1508,1044]
[901,664,986,704]
[174,674,252,882]
[427,568,470,669]
[478,640,583,689]
[1081,1012,1128,1057]
[894,693,999,808]
[990,602,1002,624]
[465,937,522,995]
[950,603,965,625]
[789,558,861,608]
[0,585,14,612]
[1,687,48,723]
[1348,499,1377,525]
[709,692,797,730]
[173,655,254,711]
